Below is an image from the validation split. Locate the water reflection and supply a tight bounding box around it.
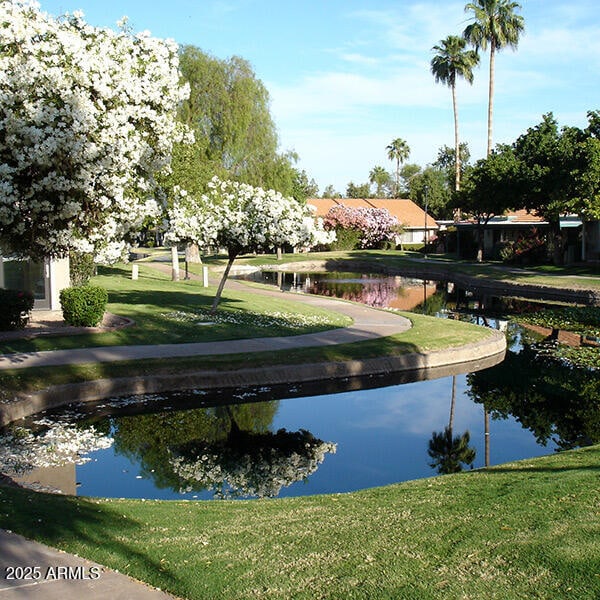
[244,271,439,311]
[1,271,598,499]
[468,341,600,451]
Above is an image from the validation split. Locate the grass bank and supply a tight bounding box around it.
[1,445,598,599]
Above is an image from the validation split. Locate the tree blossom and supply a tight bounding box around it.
[167,177,335,311]
[323,204,400,249]
[0,1,190,262]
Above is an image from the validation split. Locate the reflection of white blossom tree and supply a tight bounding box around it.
[0,423,113,475]
[169,426,336,499]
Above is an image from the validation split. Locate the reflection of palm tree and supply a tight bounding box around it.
[449,375,457,432]
[428,426,476,474]
[484,407,490,467]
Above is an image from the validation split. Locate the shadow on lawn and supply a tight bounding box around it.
[0,484,181,589]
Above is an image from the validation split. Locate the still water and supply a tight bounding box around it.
[3,271,595,500]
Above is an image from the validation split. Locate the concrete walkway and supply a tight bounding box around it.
[0,529,178,599]
[0,276,411,370]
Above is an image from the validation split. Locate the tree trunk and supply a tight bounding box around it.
[452,82,460,192]
[487,43,496,157]
[484,407,490,467]
[476,223,484,263]
[210,249,237,314]
[449,375,457,434]
[185,242,202,264]
[581,218,587,262]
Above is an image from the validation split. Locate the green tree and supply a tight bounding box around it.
[346,181,371,199]
[368,165,392,197]
[427,426,476,474]
[399,163,422,197]
[409,166,452,219]
[511,112,600,263]
[386,138,411,197]
[174,46,295,194]
[458,144,520,261]
[322,185,342,199]
[463,0,525,156]
[431,36,479,191]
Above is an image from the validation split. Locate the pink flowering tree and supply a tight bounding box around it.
[323,205,400,249]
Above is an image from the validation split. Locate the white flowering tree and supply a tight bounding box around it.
[0,2,190,263]
[166,177,334,312]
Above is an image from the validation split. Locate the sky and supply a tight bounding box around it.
[36,0,600,195]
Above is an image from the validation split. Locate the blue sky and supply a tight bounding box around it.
[38,0,600,194]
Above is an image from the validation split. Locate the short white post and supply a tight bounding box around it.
[203,265,209,288]
[171,246,179,281]
[131,264,139,280]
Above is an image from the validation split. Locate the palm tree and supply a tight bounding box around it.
[427,426,476,474]
[386,138,410,197]
[431,36,479,191]
[463,0,525,156]
[368,165,391,197]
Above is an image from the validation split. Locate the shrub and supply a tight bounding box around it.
[329,227,362,251]
[0,289,34,331]
[60,285,108,327]
[69,251,97,286]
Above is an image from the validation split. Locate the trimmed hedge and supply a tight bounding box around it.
[0,289,34,331]
[59,285,108,327]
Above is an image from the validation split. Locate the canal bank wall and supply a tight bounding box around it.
[0,332,505,427]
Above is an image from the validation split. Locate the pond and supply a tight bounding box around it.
[2,270,598,500]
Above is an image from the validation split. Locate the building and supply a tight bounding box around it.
[455,210,583,262]
[0,255,70,310]
[308,198,439,245]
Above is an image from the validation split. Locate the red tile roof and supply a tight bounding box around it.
[308,198,438,229]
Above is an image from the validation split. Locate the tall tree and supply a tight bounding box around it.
[369,166,392,197]
[431,36,479,191]
[458,144,520,261]
[386,138,411,197]
[175,46,294,194]
[463,0,525,156]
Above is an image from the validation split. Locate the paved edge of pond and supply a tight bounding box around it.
[0,331,506,427]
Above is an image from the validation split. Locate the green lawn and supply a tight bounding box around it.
[1,445,598,599]
[0,264,351,354]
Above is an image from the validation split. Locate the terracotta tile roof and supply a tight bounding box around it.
[307,198,438,229]
[503,209,544,223]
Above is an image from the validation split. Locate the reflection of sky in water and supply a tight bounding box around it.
[31,372,556,500]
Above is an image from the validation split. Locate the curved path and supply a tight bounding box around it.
[0,283,412,370]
